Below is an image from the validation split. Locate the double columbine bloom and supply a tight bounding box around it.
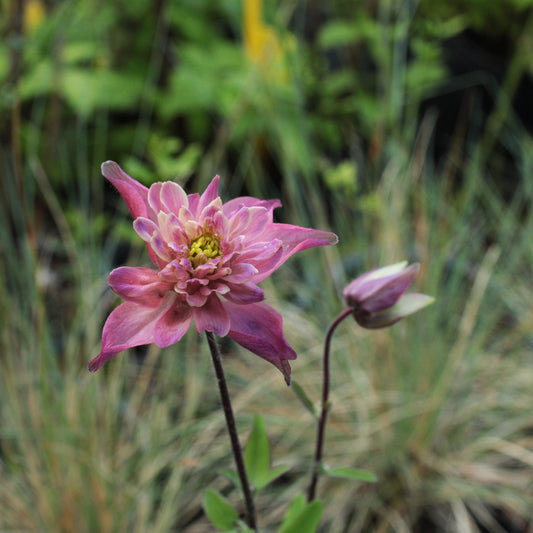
[343,261,434,328]
[89,162,338,383]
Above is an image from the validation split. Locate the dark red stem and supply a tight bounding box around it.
[307,308,354,502]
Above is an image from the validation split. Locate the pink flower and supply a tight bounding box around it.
[343,261,434,328]
[89,162,338,383]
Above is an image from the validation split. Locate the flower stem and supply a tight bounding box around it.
[307,307,354,502]
[206,331,257,531]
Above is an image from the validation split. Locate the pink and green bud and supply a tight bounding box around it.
[342,261,434,328]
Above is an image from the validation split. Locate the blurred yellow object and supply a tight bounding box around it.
[24,0,46,33]
[243,0,290,83]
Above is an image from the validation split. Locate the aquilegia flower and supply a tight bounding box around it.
[343,261,433,328]
[89,162,337,383]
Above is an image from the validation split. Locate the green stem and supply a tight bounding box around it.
[307,308,353,502]
[206,332,257,531]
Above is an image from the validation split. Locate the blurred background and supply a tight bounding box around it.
[2,0,533,531]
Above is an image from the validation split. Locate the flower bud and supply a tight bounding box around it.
[343,261,434,328]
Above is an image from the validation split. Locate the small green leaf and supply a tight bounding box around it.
[291,380,318,418]
[280,494,306,525]
[278,500,323,533]
[244,415,270,487]
[202,489,239,531]
[322,466,378,483]
[255,464,290,490]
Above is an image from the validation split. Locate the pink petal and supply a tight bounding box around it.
[252,224,338,282]
[147,182,164,214]
[161,181,188,213]
[193,295,230,336]
[342,262,408,296]
[196,176,220,216]
[356,293,434,329]
[346,264,419,312]
[223,282,264,304]
[187,192,200,216]
[154,298,193,346]
[227,206,251,237]
[225,301,296,384]
[223,197,281,218]
[224,262,258,283]
[133,217,159,241]
[102,161,150,219]
[88,297,174,372]
[108,266,172,307]
[226,206,268,241]
[186,291,209,307]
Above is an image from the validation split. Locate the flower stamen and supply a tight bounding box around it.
[189,232,222,267]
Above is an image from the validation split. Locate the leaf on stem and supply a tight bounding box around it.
[244,415,270,487]
[243,415,290,490]
[202,489,240,531]
[278,493,323,533]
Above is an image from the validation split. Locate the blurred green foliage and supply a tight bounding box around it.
[2,0,532,210]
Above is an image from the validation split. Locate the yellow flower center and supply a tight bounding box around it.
[188,232,221,267]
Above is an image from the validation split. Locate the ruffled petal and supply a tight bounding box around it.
[161,181,189,214]
[225,301,296,384]
[108,266,171,307]
[133,217,159,241]
[102,161,151,220]
[224,262,258,283]
[222,282,264,304]
[252,224,338,282]
[88,296,175,372]
[193,295,230,336]
[223,196,281,218]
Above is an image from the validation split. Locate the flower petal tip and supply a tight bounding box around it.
[279,360,291,386]
[101,160,120,177]
[87,358,100,373]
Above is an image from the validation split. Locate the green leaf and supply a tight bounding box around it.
[291,380,318,418]
[278,499,323,533]
[255,465,290,490]
[202,489,239,531]
[322,466,378,483]
[243,415,270,488]
[280,494,306,524]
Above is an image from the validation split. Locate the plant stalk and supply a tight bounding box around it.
[307,307,353,502]
[206,331,257,531]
